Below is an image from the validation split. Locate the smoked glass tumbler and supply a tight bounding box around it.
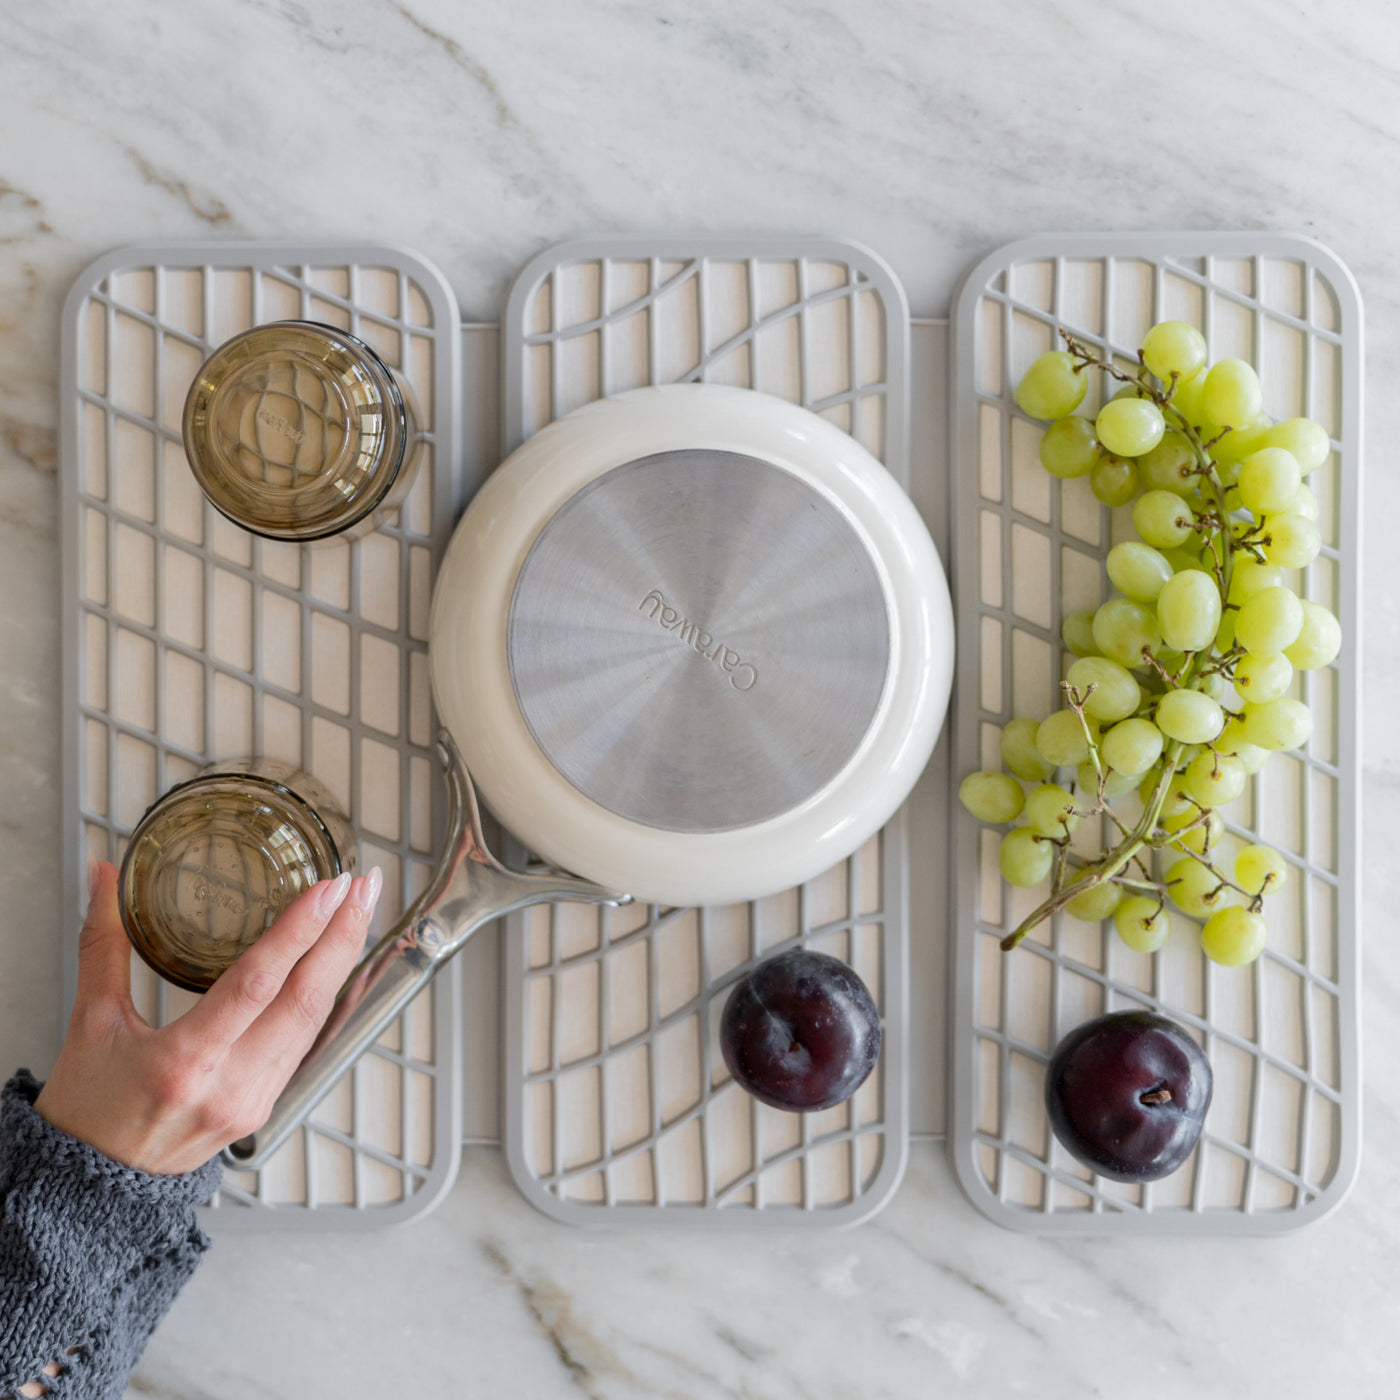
[182,320,422,542]
[118,760,358,992]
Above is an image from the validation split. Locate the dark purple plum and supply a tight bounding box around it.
[719,949,881,1112]
[1045,1010,1212,1182]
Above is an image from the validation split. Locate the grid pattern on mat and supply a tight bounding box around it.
[501,238,912,1225]
[949,234,1361,1233]
[59,244,463,1227]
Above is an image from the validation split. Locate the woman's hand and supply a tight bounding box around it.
[33,860,381,1176]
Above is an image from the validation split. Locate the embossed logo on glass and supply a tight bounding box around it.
[639,588,757,691]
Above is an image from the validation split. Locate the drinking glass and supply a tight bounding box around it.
[118,760,357,992]
[182,320,422,542]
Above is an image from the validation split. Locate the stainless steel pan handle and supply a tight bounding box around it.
[223,730,626,1171]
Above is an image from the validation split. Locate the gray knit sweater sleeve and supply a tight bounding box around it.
[0,1070,221,1399]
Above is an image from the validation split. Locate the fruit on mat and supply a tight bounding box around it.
[1000,828,1054,887]
[1235,844,1289,895]
[1114,897,1171,953]
[1065,881,1123,922]
[957,317,1342,967]
[1044,1009,1213,1182]
[1024,784,1081,839]
[1201,906,1268,967]
[958,771,1024,824]
[1040,415,1100,478]
[1097,397,1166,457]
[719,949,882,1112]
[1016,351,1086,420]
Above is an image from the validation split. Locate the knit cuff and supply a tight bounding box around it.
[0,1071,221,1400]
[1,1070,221,1226]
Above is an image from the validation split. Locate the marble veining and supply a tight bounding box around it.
[0,1,1397,1395]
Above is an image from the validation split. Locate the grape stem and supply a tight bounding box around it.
[1001,334,1253,951]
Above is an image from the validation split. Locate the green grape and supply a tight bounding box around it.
[1234,652,1293,703]
[1066,656,1141,722]
[1136,431,1197,494]
[1227,557,1283,604]
[1061,610,1099,658]
[1142,769,1193,825]
[1133,489,1197,548]
[1161,545,1204,573]
[1235,742,1270,775]
[1156,689,1224,744]
[1216,720,1270,774]
[1066,881,1124,922]
[1264,417,1330,474]
[1261,513,1322,568]
[1170,807,1225,855]
[1110,383,1150,401]
[1215,611,1236,651]
[1039,415,1100,478]
[1101,717,1165,775]
[1201,906,1267,966]
[1156,569,1222,652]
[958,771,1026,824]
[1235,585,1304,656]
[1096,398,1166,457]
[1076,760,1137,797]
[1024,783,1080,838]
[1142,320,1208,384]
[1092,599,1162,669]
[1241,697,1312,751]
[1203,359,1264,427]
[1017,351,1088,420]
[1212,421,1271,466]
[1168,857,1236,918]
[1184,751,1246,807]
[1170,372,1210,428]
[1236,844,1289,895]
[1284,601,1342,670]
[1238,447,1303,516]
[1035,709,1091,766]
[1001,717,1054,782]
[1288,483,1320,522]
[1115,896,1171,953]
[1089,454,1139,506]
[1198,670,1234,704]
[1107,541,1174,602]
[999,828,1053,886]
[1217,715,1246,748]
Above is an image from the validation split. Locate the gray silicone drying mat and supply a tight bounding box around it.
[498,238,914,1226]
[58,242,464,1228]
[947,233,1362,1233]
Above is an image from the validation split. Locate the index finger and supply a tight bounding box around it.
[177,872,353,1051]
[233,868,382,1081]
[75,861,134,1011]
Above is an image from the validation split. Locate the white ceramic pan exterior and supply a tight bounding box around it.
[428,382,953,907]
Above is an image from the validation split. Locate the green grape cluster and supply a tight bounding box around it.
[964,321,1342,967]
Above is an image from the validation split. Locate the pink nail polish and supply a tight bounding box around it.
[319,871,353,918]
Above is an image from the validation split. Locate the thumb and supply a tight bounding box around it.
[76,860,134,1009]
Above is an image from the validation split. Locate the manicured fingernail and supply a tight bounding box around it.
[318,871,353,918]
[87,856,100,904]
[351,865,384,917]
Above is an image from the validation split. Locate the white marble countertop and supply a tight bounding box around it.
[2,2,1397,1395]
